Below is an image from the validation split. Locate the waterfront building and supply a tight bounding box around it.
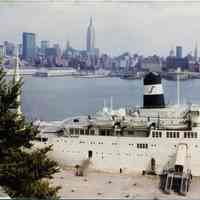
[169,47,175,57]
[176,46,183,58]
[45,48,57,57]
[0,45,5,58]
[66,40,71,50]
[194,42,198,62]
[86,17,95,53]
[166,56,189,70]
[18,44,23,56]
[53,44,62,57]
[141,55,162,72]
[41,40,50,55]
[22,32,36,63]
[4,41,15,56]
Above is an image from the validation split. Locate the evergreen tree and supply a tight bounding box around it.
[0,67,60,199]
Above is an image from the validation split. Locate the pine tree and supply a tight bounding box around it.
[0,66,60,199]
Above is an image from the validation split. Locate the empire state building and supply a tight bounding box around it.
[86,17,95,52]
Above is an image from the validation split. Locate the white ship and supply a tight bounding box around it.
[30,70,200,195]
[33,72,200,175]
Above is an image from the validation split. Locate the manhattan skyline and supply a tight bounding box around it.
[1,1,200,56]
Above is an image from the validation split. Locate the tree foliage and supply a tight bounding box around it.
[0,68,60,199]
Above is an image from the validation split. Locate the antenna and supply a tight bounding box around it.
[110,96,113,112]
[177,67,181,106]
[104,99,106,108]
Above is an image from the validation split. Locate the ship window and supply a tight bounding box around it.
[80,129,84,135]
[159,132,162,137]
[173,132,176,138]
[128,131,134,135]
[166,132,169,138]
[137,143,148,149]
[100,129,106,136]
[177,132,180,138]
[191,132,194,138]
[85,129,89,135]
[195,132,198,138]
[69,128,74,135]
[106,130,111,136]
[42,137,48,142]
[152,131,155,137]
[90,130,95,135]
[75,129,79,135]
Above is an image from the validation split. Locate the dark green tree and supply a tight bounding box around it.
[0,67,60,199]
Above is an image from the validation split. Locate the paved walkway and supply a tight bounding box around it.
[51,168,200,199]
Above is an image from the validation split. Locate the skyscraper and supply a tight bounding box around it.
[86,17,95,53]
[22,32,36,62]
[176,46,182,58]
[41,40,50,55]
[194,42,198,61]
[169,47,175,57]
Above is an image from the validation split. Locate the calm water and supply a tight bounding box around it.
[21,77,200,121]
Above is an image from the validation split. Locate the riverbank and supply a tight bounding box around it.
[51,167,200,199]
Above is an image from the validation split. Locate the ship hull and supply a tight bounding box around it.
[34,132,200,176]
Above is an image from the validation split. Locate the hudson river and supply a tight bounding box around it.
[21,77,200,121]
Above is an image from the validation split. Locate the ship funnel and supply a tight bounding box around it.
[143,72,165,108]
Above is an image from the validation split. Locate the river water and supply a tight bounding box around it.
[21,77,200,121]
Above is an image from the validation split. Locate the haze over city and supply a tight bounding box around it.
[1,1,200,56]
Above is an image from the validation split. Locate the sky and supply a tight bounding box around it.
[1,0,200,56]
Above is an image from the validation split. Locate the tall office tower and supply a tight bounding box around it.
[41,40,50,55]
[169,47,175,57]
[86,17,95,53]
[22,32,36,62]
[194,42,198,61]
[176,46,182,58]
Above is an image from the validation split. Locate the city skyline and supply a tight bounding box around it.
[1,2,200,56]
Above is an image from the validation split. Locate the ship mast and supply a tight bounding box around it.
[14,45,22,118]
[110,96,113,112]
[177,67,181,106]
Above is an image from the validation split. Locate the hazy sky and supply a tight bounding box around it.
[1,1,200,56]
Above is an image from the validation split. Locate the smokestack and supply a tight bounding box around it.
[143,72,165,108]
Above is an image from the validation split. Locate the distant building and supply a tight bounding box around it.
[22,32,36,63]
[53,44,62,57]
[141,55,162,72]
[45,48,57,57]
[41,40,50,55]
[166,56,189,70]
[4,41,15,56]
[194,42,198,62]
[169,47,175,57]
[176,46,182,58]
[0,45,5,58]
[18,44,23,56]
[86,17,95,53]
